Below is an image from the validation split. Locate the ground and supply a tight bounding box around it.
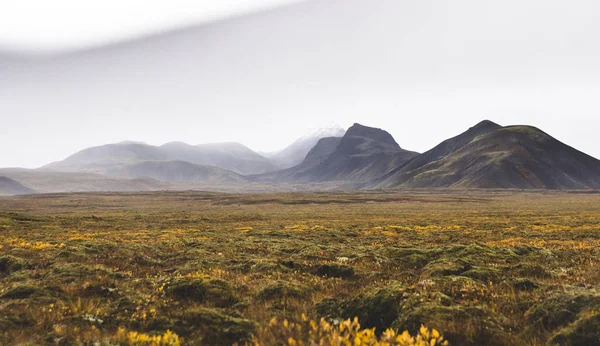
[0,190,599,345]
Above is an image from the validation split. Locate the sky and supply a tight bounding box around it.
[0,0,300,53]
[1,0,600,168]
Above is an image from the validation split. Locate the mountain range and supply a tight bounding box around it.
[2,120,600,195]
[370,120,600,190]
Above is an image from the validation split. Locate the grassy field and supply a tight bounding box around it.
[0,190,599,345]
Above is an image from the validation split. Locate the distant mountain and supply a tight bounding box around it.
[0,169,168,193]
[0,176,35,195]
[372,120,600,189]
[265,125,346,168]
[252,123,419,183]
[106,160,248,183]
[253,137,343,182]
[45,141,277,175]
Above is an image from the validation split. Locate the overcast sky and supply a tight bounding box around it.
[1,0,600,168]
[0,0,299,52]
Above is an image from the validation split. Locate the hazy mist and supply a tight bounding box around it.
[1,0,599,168]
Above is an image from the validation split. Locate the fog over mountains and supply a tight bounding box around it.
[3,121,600,195]
[2,0,600,169]
[2,0,599,195]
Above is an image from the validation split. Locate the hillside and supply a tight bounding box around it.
[45,141,277,175]
[0,169,169,193]
[373,120,600,189]
[265,125,346,169]
[252,137,343,182]
[106,160,248,183]
[253,123,418,183]
[0,176,35,195]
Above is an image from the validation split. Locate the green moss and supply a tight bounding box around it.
[510,263,553,279]
[423,259,472,277]
[386,248,431,269]
[523,287,600,337]
[1,285,43,300]
[316,283,406,332]
[174,308,257,345]
[166,277,239,308]
[512,278,539,291]
[233,260,292,274]
[256,281,312,301]
[549,314,600,346]
[314,263,355,279]
[49,262,124,283]
[0,255,26,276]
[393,304,516,346]
[431,276,484,299]
[462,268,502,283]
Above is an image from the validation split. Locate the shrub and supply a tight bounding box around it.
[255,315,448,346]
[314,263,355,279]
[166,277,239,308]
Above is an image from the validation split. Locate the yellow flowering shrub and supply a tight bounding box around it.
[112,328,181,346]
[254,315,448,346]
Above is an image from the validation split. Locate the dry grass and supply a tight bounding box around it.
[0,190,599,345]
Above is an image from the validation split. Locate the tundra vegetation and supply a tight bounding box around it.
[0,190,599,345]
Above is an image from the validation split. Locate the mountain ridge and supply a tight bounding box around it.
[4,120,600,192]
[251,123,419,183]
[45,141,277,175]
[371,120,600,189]
[264,124,346,169]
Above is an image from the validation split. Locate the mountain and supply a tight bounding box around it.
[0,176,35,195]
[106,160,248,183]
[253,136,343,182]
[3,0,600,173]
[44,142,168,173]
[0,169,169,193]
[193,142,278,174]
[252,123,419,183]
[265,125,346,168]
[45,141,277,175]
[372,120,600,189]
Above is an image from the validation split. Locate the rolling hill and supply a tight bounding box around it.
[372,120,600,189]
[106,160,248,183]
[45,141,277,175]
[0,169,169,193]
[252,123,419,183]
[0,176,35,195]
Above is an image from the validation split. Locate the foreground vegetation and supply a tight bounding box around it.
[0,190,599,345]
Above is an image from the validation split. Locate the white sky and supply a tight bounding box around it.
[1,0,600,169]
[0,0,299,52]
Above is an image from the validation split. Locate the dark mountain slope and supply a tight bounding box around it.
[265,125,346,169]
[106,160,248,183]
[373,121,600,189]
[0,176,35,195]
[252,124,418,183]
[252,137,343,182]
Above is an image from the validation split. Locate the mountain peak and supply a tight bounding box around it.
[345,123,399,147]
[470,120,502,132]
[299,123,346,140]
[117,140,148,146]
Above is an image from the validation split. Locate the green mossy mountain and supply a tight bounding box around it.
[371,120,600,189]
